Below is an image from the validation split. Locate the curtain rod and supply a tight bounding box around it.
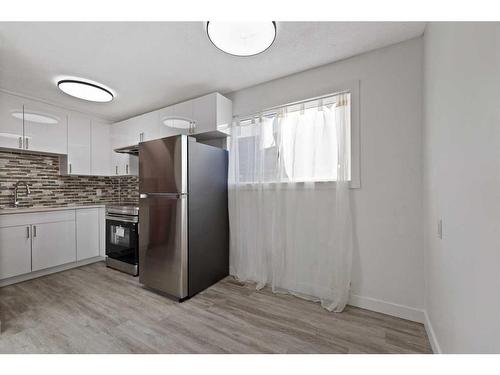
[234,89,350,123]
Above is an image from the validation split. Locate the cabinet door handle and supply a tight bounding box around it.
[139,132,144,142]
[115,165,118,175]
[25,137,29,149]
[69,163,72,174]
[189,121,196,134]
[18,137,23,149]
[126,164,129,174]
[33,225,37,237]
[26,226,30,238]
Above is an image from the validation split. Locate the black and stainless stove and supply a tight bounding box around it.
[105,205,139,276]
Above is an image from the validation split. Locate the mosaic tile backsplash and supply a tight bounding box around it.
[0,150,139,208]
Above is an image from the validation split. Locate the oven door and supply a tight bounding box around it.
[105,216,138,265]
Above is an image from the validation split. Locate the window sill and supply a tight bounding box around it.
[230,180,360,191]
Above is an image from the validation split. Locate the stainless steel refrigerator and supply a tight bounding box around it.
[138,135,229,300]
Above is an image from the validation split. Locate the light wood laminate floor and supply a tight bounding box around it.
[0,262,432,353]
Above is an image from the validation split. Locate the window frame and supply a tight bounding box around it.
[232,80,361,189]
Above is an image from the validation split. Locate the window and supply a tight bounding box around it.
[230,92,354,185]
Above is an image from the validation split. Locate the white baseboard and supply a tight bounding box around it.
[423,310,442,354]
[0,256,104,288]
[348,294,425,323]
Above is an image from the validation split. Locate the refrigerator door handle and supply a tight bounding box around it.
[140,193,185,199]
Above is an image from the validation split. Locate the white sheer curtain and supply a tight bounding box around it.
[228,93,353,312]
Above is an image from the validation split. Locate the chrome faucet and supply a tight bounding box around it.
[13,181,31,208]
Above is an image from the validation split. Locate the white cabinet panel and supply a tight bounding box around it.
[192,93,232,135]
[111,92,232,153]
[192,94,216,134]
[111,153,125,176]
[67,113,91,175]
[125,110,159,143]
[91,120,112,176]
[0,92,24,150]
[110,152,137,176]
[215,93,233,133]
[23,99,68,154]
[0,225,31,280]
[157,104,192,137]
[76,208,100,261]
[31,221,76,271]
[0,210,75,228]
[110,122,131,175]
[172,100,193,133]
[122,119,141,145]
[141,111,160,142]
[112,120,137,148]
[157,106,178,138]
[98,207,106,256]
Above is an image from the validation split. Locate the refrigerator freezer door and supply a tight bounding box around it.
[139,135,187,194]
[139,193,188,298]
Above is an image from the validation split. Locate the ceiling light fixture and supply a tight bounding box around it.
[206,22,276,57]
[57,79,114,102]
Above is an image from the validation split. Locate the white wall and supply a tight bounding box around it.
[227,38,425,321]
[423,23,500,353]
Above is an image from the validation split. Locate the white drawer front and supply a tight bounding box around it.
[0,209,76,228]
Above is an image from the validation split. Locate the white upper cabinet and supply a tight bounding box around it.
[156,93,232,138]
[191,94,216,134]
[193,93,232,135]
[172,100,193,134]
[190,93,232,135]
[23,98,68,154]
[111,119,137,149]
[110,125,128,176]
[0,92,24,150]
[0,91,71,154]
[157,106,178,138]
[126,110,159,143]
[157,102,193,137]
[91,120,112,176]
[110,121,138,176]
[67,113,91,175]
[214,93,233,133]
[111,93,232,146]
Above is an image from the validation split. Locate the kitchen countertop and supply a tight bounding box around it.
[0,204,106,215]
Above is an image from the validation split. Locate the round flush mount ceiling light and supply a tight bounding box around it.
[206,22,276,56]
[57,79,114,102]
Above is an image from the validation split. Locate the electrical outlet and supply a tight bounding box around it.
[437,219,443,239]
[96,189,102,197]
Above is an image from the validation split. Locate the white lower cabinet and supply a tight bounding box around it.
[31,220,76,272]
[76,208,100,261]
[0,208,104,283]
[0,225,32,279]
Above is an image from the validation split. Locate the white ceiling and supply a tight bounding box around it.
[0,22,425,122]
